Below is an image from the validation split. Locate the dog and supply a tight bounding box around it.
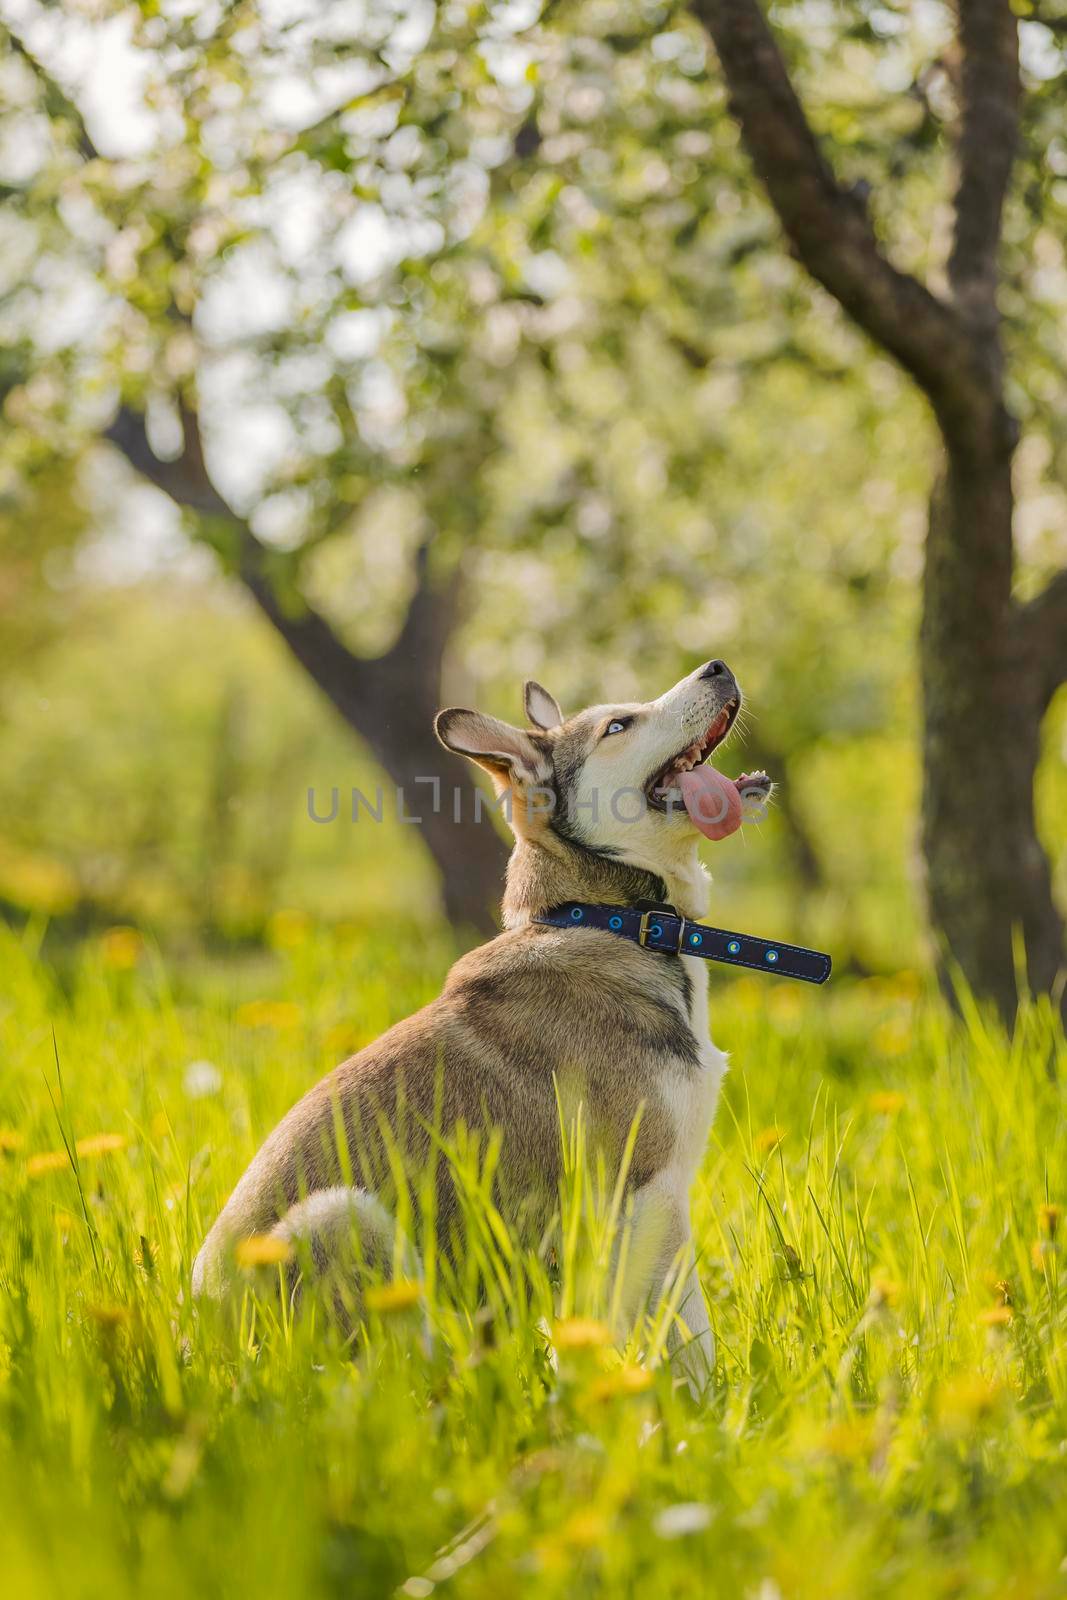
[192,659,771,1392]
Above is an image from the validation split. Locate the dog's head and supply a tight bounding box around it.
[436,660,762,883]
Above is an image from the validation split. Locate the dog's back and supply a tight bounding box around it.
[192,921,700,1296]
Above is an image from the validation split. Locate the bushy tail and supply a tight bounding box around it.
[270,1185,408,1275]
[192,1186,420,1322]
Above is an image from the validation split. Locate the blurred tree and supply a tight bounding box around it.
[688,0,1067,1019]
[0,446,87,689]
[10,0,895,938]
[2,4,516,933]
[0,336,88,685]
[1,0,1062,991]
[462,6,926,923]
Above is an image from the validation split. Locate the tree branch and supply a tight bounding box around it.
[689,0,1000,451]
[105,404,384,720]
[105,402,458,716]
[1021,567,1067,708]
[105,398,505,927]
[13,17,505,925]
[7,24,385,713]
[105,405,232,519]
[4,26,101,162]
[948,0,1020,343]
[11,19,452,707]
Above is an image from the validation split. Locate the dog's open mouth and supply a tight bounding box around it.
[646,699,740,813]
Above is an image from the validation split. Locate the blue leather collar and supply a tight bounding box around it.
[533,901,831,985]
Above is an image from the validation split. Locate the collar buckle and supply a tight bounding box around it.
[637,907,685,953]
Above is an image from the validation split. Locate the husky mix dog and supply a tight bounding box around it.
[192,660,771,1392]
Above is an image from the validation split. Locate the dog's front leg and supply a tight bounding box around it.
[669,1255,714,1399]
[617,1178,714,1401]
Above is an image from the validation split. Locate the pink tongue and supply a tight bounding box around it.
[678,767,743,841]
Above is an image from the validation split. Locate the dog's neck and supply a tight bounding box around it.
[502,832,711,930]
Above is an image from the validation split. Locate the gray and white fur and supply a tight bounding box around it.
[192,659,772,1394]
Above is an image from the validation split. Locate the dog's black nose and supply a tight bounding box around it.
[699,659,731,681]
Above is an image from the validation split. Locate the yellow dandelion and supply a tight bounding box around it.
[532,1540,568,1579]
[873,1020,909,1058]
[868,1273,902,1309]
[100,925,143,969]
[754,1124,785,1156]
[235,999,303,1030]
[552,1316,612,1351]
[0,1129,25,1155]
[86,1304,132,1329]
[821,1419,871,1459]
[868,1091,907,1116]
[1031,1238,1056,1271]
[558,1509,611,1548]
[584,1364,654,1402]
[1038,1204,1062,1239]
[75,1132,127,1158]
[134,1236,160,1277]
[54,1209,78,1238]
[887,970,921,1000]
[234,1235,293,1269]
[730,977,762,1012]
[937,1374,1003,1429]
[323,1022,364,1057]
[267,908,311,950]
[26,1150,69,1177]
[977,1306,1013,1327]
[769,987,803,1021]
[364,1279,422,1314]
[0,854,77,915]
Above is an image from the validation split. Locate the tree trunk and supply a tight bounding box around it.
[690,0,1066,1019]
[357,686,509,938]
[243,566,508,940]
[921,451,1065,1021]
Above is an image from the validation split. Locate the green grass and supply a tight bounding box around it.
[1,916,1066,1600]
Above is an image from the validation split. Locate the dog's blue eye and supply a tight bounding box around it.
[605,720,628,736]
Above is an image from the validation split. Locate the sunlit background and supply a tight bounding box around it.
[2,0,1065,979]
[5,7,1067,1596]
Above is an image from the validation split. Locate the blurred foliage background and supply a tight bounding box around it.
[1,0,1065,976]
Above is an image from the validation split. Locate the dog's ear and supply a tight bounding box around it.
[435,708,549,786]
[523,680,563,731]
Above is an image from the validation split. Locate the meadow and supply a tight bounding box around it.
[2,915,1065,1600]
[5,2,1067,1592]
